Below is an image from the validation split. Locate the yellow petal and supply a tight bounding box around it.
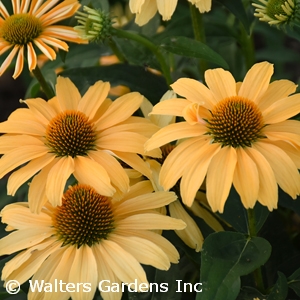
[157,0,177,20]
[95,92,144,130]
[56,76,81,111]
[100,239,148,284]
[0,145,48,180]
[78,81,110,120]
[111,234,170,270]
[254,141,300,198]
[205,68,237,102]
[13,45,24,79]
[206,146,237,213]
[134,0,157,26]
[8,153,55,196]
[169,201,203,251]
[238,62,273,103]
[73,156,115,197]
[46,156,75,206]
[171,78,216,109]
[257,79,297,111]
[233,148,259,209]
[245,147,278,210]
[150,98,189,117]
[262,94,300,124]
[145,122,205,151]
[69,246,98,300]
[180,142,220,206]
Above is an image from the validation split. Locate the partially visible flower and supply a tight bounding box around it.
[0,77,160,213]
[252,0,297,26]
[75,6,112,42]
[0,0,87,79]
[145,61,300,213]
[110,2,134,27]
[0,182,186,300]
[129,0,212,26]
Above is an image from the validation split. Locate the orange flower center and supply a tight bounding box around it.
[1,13,43,45]
[45,110,97,158]
[207,96,264,148]
[53,184,115,248]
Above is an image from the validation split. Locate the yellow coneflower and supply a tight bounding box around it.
[0,77,160,213]
[0,0,87,79]
[0,182,186,300]
[145,61,300,213]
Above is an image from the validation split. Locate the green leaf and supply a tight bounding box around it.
[60,64,169,104]
[267,272,288,300]
[159,36,229,69]
[199,232,272,300]
[237,286,266,300]
[218,187,269,234]
[216,0,250,34]
[278,187,300,215]
[288,268,300,296]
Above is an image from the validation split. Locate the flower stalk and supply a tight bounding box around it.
[31,66,55,99]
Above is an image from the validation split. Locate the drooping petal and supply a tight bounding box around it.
[45,156,75,207]
[0,46,19,77]
[169,201,203,251]
[100,239,148,285]
[73,156,115,197]
[244,147,278,210]
[13,45,24,79]
[232,148,259,209]
[69,246,98,300]
[254,141,300,199]
[157,0,177,20]
[27,42,37,71]
[180,142,221,206]
[134,0,157,26]
[8,153,55,196]
[206,146,237,213]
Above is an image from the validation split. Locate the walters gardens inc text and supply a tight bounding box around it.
[5,279,203,294]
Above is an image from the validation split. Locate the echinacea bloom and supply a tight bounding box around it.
[0,182,186,300]
[252,0,296,26]
[145,61,300,213]
[0,77,160,213]
[0,0,87,79]
[129,0,211,26]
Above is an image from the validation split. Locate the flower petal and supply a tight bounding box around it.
[233,148,259,209]
[46,156,75,206]
[171,78,216,109]
[157,0,177,20]
[73,156,115,197]
[56,76,81,111]
[238,61,273,103]
[206,146,237,213]
[205,68,237,102]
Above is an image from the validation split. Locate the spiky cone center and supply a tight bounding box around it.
[75,6,112,42]
[206,96,264,148]
[53,184,115,248]
[45,110,97,158]
[156,144,176,165]
[1,13,43,45]
[266,0,294,18]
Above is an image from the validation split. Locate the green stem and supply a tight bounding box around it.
[247,209,266,294]
[189,3,208,81]
[31,65,55,99]
[239,23,255,70]
[111,28,172,86]
[108,38,126,63]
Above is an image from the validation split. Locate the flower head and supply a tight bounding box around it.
[75,6,112,42]
[145,62,300,213]
[0,182,185,300]
[0,0,87,79]
[129,0,211,26]
[0,77,160,213]
[253,0,298,26]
